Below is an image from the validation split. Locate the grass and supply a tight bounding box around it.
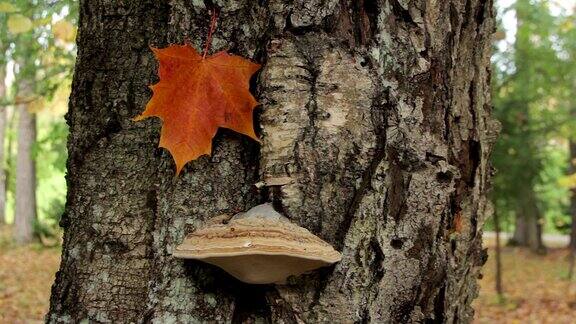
[1,225,575,322]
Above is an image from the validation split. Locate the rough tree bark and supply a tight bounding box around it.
[14,83,37,244]
[48,1,497,323]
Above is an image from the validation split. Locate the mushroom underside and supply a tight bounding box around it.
[174,252,333,284]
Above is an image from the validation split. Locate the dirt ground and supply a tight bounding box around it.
[1,226,575,323]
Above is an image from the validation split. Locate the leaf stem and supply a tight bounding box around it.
[202,8,219,59]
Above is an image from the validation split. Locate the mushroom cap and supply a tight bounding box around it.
[173,204,342,284]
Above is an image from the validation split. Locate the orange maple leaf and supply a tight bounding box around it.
[135,44,261,175]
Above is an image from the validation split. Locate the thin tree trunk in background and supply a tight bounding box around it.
[493,209,504,299]
[507,0,546,255]
[569,245,575,282]
[511,187,546,253]
[49,1,497,322]
[0,67,6,225]
[568,139,576,280]
[14,93,36,244]
[512,214,527,244]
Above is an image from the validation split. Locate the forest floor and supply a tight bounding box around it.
[0,226,60,323]
[0,225,575,323]
[473,238,576,323]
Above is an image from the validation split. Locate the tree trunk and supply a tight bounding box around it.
[14,88,37,244]
[48,1,497,323]
[568,139,576,280]
[0,67,6,225]
[493,209,504,299]
[511,186,546,253]
[569,140,576,249]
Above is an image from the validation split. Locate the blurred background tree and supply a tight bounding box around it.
[556,2,576,278]
[0,0,76,244]
[491,0,574,254]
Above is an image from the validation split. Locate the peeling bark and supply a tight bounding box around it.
[48,0,497,323]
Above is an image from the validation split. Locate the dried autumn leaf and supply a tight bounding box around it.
[135,44,261,174]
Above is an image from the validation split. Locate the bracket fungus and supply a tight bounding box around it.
[173,203,342,284]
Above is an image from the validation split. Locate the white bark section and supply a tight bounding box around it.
[15,97,37,244]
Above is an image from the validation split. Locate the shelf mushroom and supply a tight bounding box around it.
[173,203,342,284]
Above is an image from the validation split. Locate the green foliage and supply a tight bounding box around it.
[34,197,65,241]
[536,144,571,233]
[0,1,76,230]
[1,0,77,101]
[491,0,574,232]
